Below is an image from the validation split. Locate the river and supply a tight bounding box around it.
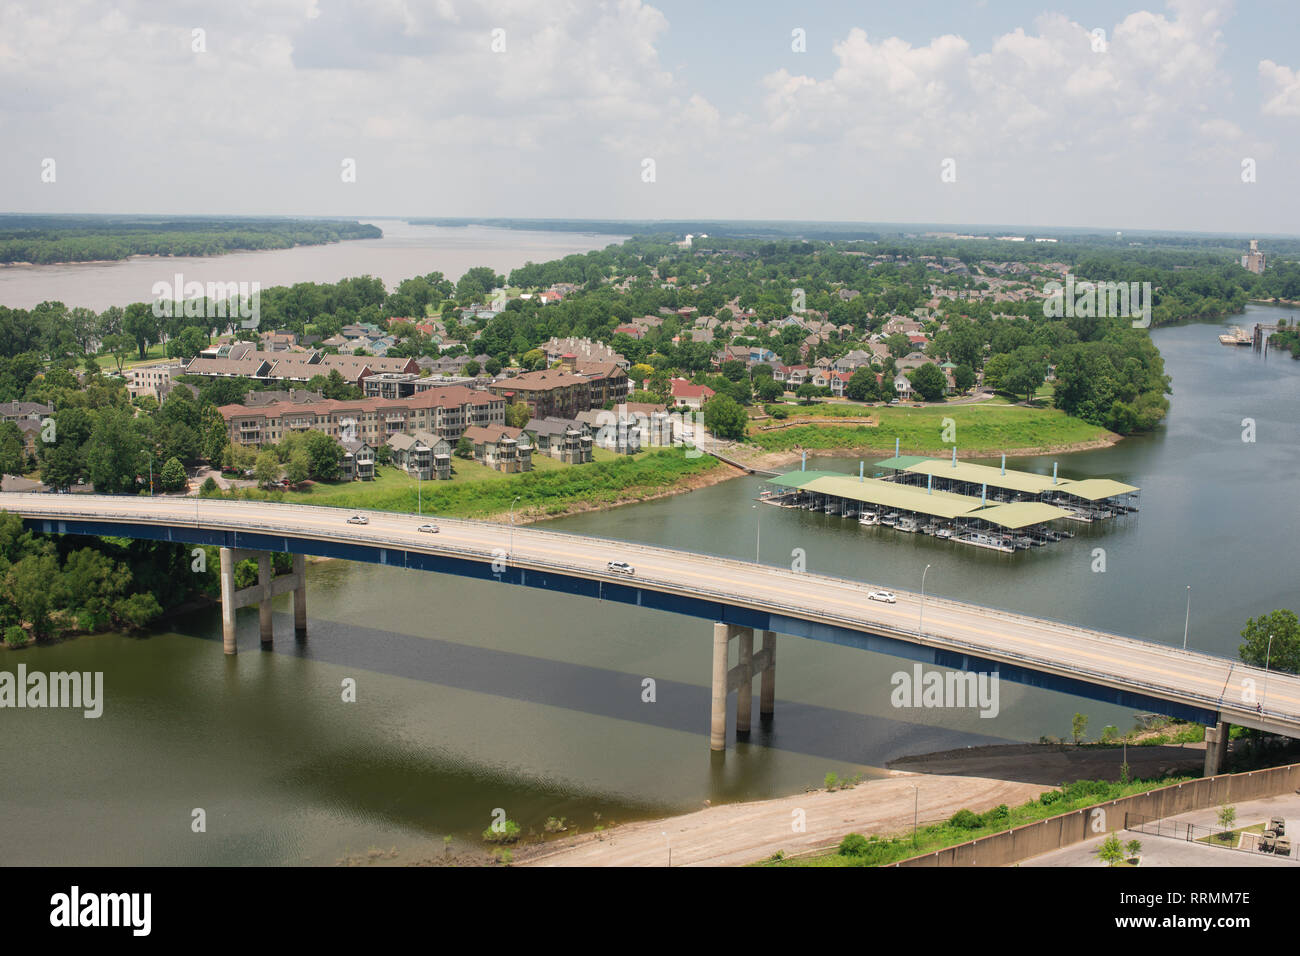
[0,220,626,311]
[1,297,1297,865]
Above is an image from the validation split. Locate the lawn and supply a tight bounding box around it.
[745,402,1112,455]
[217,447,719,519]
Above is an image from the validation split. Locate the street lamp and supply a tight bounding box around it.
[1262,633,1274,714]
[752,501,762,564]
[919,564,932,634]
[909,784,920,846]
[1182,585,1191,650]
[509,495,521,561]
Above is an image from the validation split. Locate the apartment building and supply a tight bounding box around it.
[219,385,505,448]
[126,362,184,400]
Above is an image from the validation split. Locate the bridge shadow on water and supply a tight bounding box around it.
[193,612,1016,770]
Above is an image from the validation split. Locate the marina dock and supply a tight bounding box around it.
[763,455,1138,554]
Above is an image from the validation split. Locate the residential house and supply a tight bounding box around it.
[387,431,452,480]
[339,439,375,481]
[525,417,593,464]
[462,425,532,473]
[668,378,714,411]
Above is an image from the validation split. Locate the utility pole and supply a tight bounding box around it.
[1182,585,1191,650]
[919,564,931,634]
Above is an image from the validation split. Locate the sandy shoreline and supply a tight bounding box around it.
[515,741,1204,867]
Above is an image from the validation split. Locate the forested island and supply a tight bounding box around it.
[0,215,382,265]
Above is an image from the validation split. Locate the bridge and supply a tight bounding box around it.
[3,492,1295,772]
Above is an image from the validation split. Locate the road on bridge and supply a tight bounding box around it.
[2,493,1296,739]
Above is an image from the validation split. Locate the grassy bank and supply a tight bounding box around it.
[761,774,1193,867]
[746,402,1113,455]
[214,448,722,520]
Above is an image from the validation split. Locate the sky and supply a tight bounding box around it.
[2,0,1298,233]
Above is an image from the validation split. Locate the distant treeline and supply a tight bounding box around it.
[0,216,382,265]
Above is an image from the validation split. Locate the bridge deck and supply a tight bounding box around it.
[1,493,1294,736]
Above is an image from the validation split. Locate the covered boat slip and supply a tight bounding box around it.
[765,471,1079,551]
[873,455,1141,520]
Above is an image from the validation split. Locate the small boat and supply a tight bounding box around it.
[897,516,919,533]
[880,512,899,527]
[935,527,953,540]
[859,511,879,526]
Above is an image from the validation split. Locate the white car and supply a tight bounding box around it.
[867,590,897,604]
[347,514,369,525]
[607,560,636,575]
[417,523,439,533]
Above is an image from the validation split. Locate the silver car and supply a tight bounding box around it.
[867,590,897,604]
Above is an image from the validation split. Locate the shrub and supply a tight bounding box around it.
[980,804,1010,827]
[948,809,983,830]
[838,832,869,857]
[824,772,839,791]
[200,477,219,496]
[1039,790,1062,806]
[3,625,31,648]
[482,819,521,844]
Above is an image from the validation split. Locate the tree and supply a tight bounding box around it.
[952,364,976,393]
[123,302,158,360]
[755,377,784,402]
[484,357,502,376]
[1217,803,1237,839]
[5,552,63,637]
[522,349,548,372]
[285,449,311,486]
[38,441,82,490]
[1097,832,1124,866]
[845,367,878,402]
[0,421,24,475]
[702,393,746,440]
[1071,712,1088,745]
[795,382,820,403]
[254,450,280,487]
[1239,609,1300,674]
[455,436,474,459]
[85,408,144,494]
[199,404,228,463]
[160,457,188,492]
[505,403,532,429]
[301,430,342,481]
[909,363,948,402]
[463,360,481,377]
[885,333,911,358]
[1002,346,1048,404]
[720,359,747,382]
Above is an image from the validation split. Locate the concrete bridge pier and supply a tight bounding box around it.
[1203,719,1230,776]
[710,623,777,751]
[218,547,308,655]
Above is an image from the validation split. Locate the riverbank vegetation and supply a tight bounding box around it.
[761,773,1194,867]
[745,402,1112,455]
[0,215,381,265]
[0,511,218,646]
[211,448,720,520]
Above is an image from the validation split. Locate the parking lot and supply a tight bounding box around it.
[1023,793,1300,867]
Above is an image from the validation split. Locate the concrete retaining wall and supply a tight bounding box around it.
[893,762,1300,867]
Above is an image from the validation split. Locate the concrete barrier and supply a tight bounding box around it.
[892,762,1300,867]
